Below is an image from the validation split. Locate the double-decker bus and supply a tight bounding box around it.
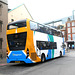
[6,19,65,63]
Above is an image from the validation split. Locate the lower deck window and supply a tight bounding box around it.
[37,41,57,50]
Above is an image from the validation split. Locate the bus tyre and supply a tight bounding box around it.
[41,54,45,63]
[60,51,62,57]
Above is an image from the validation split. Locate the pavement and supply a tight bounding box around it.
[0,58,7,66]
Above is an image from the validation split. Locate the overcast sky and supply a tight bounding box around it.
[8,0,75,23]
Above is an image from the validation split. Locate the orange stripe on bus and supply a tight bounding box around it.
[25,19,41,62]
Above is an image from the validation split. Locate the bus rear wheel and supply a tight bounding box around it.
[41,54,45,63]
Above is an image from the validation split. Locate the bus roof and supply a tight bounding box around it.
[8,19,61,32]
[8,20,26,25]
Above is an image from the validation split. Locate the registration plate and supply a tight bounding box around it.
[15,61,20,63]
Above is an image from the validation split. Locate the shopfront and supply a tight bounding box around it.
[67,41,75,49]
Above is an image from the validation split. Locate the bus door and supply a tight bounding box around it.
[36,41,41,56]
[37,47,41,56]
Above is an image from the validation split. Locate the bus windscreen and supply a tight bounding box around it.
[7,32,27,51]
[7,22,26,30]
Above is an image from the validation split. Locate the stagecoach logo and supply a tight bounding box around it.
[12,54,22,56]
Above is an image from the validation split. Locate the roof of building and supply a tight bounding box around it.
[44,16,73,25]
[8,4,33,20]
[8,4,23,13]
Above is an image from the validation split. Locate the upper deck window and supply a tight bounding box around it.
[30,21,62,37]
[30,21,38,30]
[7,21,26,30]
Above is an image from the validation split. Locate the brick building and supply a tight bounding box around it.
[66,20,75,49]
[0,0,8,57]
[59,27,66,42]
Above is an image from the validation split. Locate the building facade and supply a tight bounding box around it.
[66,20,75,49]
[8,4,33,23]
[60,27,66,42]
[0,0,8,57]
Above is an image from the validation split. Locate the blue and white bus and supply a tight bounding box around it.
[6,19,65,63]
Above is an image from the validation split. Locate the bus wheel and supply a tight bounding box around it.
[60,51,62,57]
[41,54,45,63]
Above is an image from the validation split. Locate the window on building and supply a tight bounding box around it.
[68,34,71,40]
[72,27,75,33]
[72,34,75,40]
[11,15,13,17]
[72,22,75,26]
[68,28,71,33]
[0,38,2,49]
[11,19,14,22]
[67,23,70,27]
[0,4,2,15]
[0,21,2,32]
[62,31,64,36]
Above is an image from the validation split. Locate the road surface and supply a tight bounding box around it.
[0,50,75,75]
